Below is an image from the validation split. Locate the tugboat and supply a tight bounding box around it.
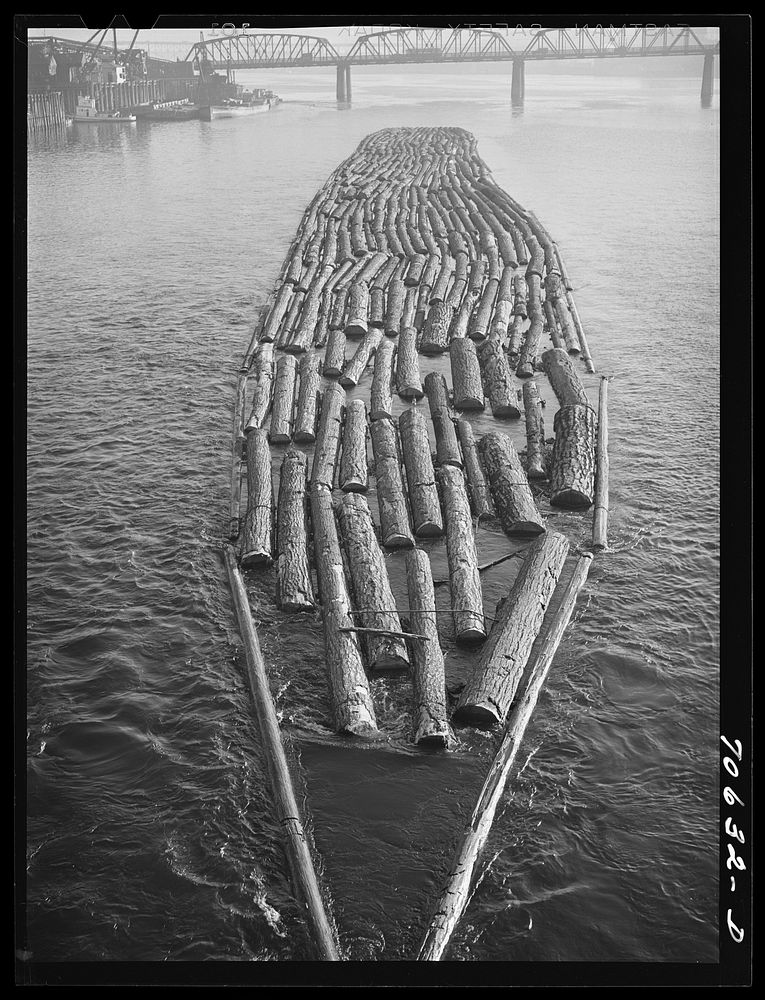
[206,89,278,120]
[73,96,136,124]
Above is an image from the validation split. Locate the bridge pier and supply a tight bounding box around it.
[345,64,352,103]
[336,63,347,102]
[700,52,714,107]
[511,59,525,107]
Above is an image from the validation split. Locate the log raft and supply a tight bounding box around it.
[226,127,607,956]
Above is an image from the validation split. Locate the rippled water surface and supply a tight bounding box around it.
[25,67,719,966]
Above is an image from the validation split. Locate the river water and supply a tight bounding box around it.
[25,64,719,969]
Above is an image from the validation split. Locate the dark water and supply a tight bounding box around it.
[25,68,719,966]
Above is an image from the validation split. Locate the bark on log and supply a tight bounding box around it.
[566,291,595,372]
[543,298,564,350]
[541,348,591,408]
[438,465,486,643]
[340,328,382,388]
[430,258,454,304]
[261,283,293,343]
[222,545,340,961]
[336,492,410,673]
[477,337,521,418]
[241,428,274,566]
[275,449,315,611]
[396,326,424,400]
[468,278,498,340]
[456,419,494,519]
[244,343,275,433]
[369,286,385,327]
[339,398,369,493]
[384,278,406,337]
[311,381,345,489]
[369,417,415,548]
[269,354,298,444]
[405,254,427,287]
[417,550,593,961]
[402,286,419,329]
[323,326,346,378]
[489,298,512,341]
[293,353,321,443]
[453,530,570,727]
[507,314,526,358]
[555,297,580,354]
[420,302,453,355]
[516,309,544,379]
[345,281,370,338]
[424,372,462,468]
[309,484,378,735]
[550,403,596,508]
[406,549,453,748]
[448,295,473,342]
[278,290,306,350]
[329,287,349,331]
[479,431,545,536]
[399,407,444,538]
[521,380,546,479]
[450,338,485,411]
[370,339,396,420]
[592,377,609,548]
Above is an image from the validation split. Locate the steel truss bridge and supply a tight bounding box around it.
[185,26,718,69]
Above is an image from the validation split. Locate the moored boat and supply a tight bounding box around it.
[73,96,136,124]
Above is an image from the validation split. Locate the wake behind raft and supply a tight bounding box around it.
[223,126,611,961]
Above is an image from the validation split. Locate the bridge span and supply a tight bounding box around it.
[186,27,719,106]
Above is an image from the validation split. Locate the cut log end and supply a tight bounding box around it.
[455,624,487,644]
[450,702,498,730]
[551,487,594,510]
[241,548,273,568]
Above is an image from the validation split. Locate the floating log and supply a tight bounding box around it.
[323,326,346,379]
[555,297,580,354]
[507,314,526,358]
[479,431,545,536]
[438,465,486,643]
[396,326,424,400]
[345,281,370,338]
[406,549,453,748]
[269,354,298,444]
[293,353,321,443]
[309,484,379,735]
[336,492,410,672]
[278,289,306,349]
[329,287,349,331]
[241,428,274,566]
[468,278,498,340]
[399,407,444,538]
[543,297,564,350]
[275,450,315,611]
[477,337,521,418]
[592,377,609,549]
[339,398,369,493]
[566,291,596,373]
[489,298,512,341]
[384,277,406,337]
[311,381,345,489]
[541,348,591,408]
[420,302,453,355]
[550,403,596,509]
[455,530,570,728]
[369,286,385,327]
[430,258,454,304]
[455,419,494,519]
[448,295,473,342]
[369,417,415,548]
[418,551,593,961]
[424,372,462,468]
[261,283,293,344]
[521,380,546,479]
[244,342,275,433]
[516,309,544,379]
[340,328,383,387]
[223,545,340,960]
[450,338,485,411]
[370,339,396,420]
